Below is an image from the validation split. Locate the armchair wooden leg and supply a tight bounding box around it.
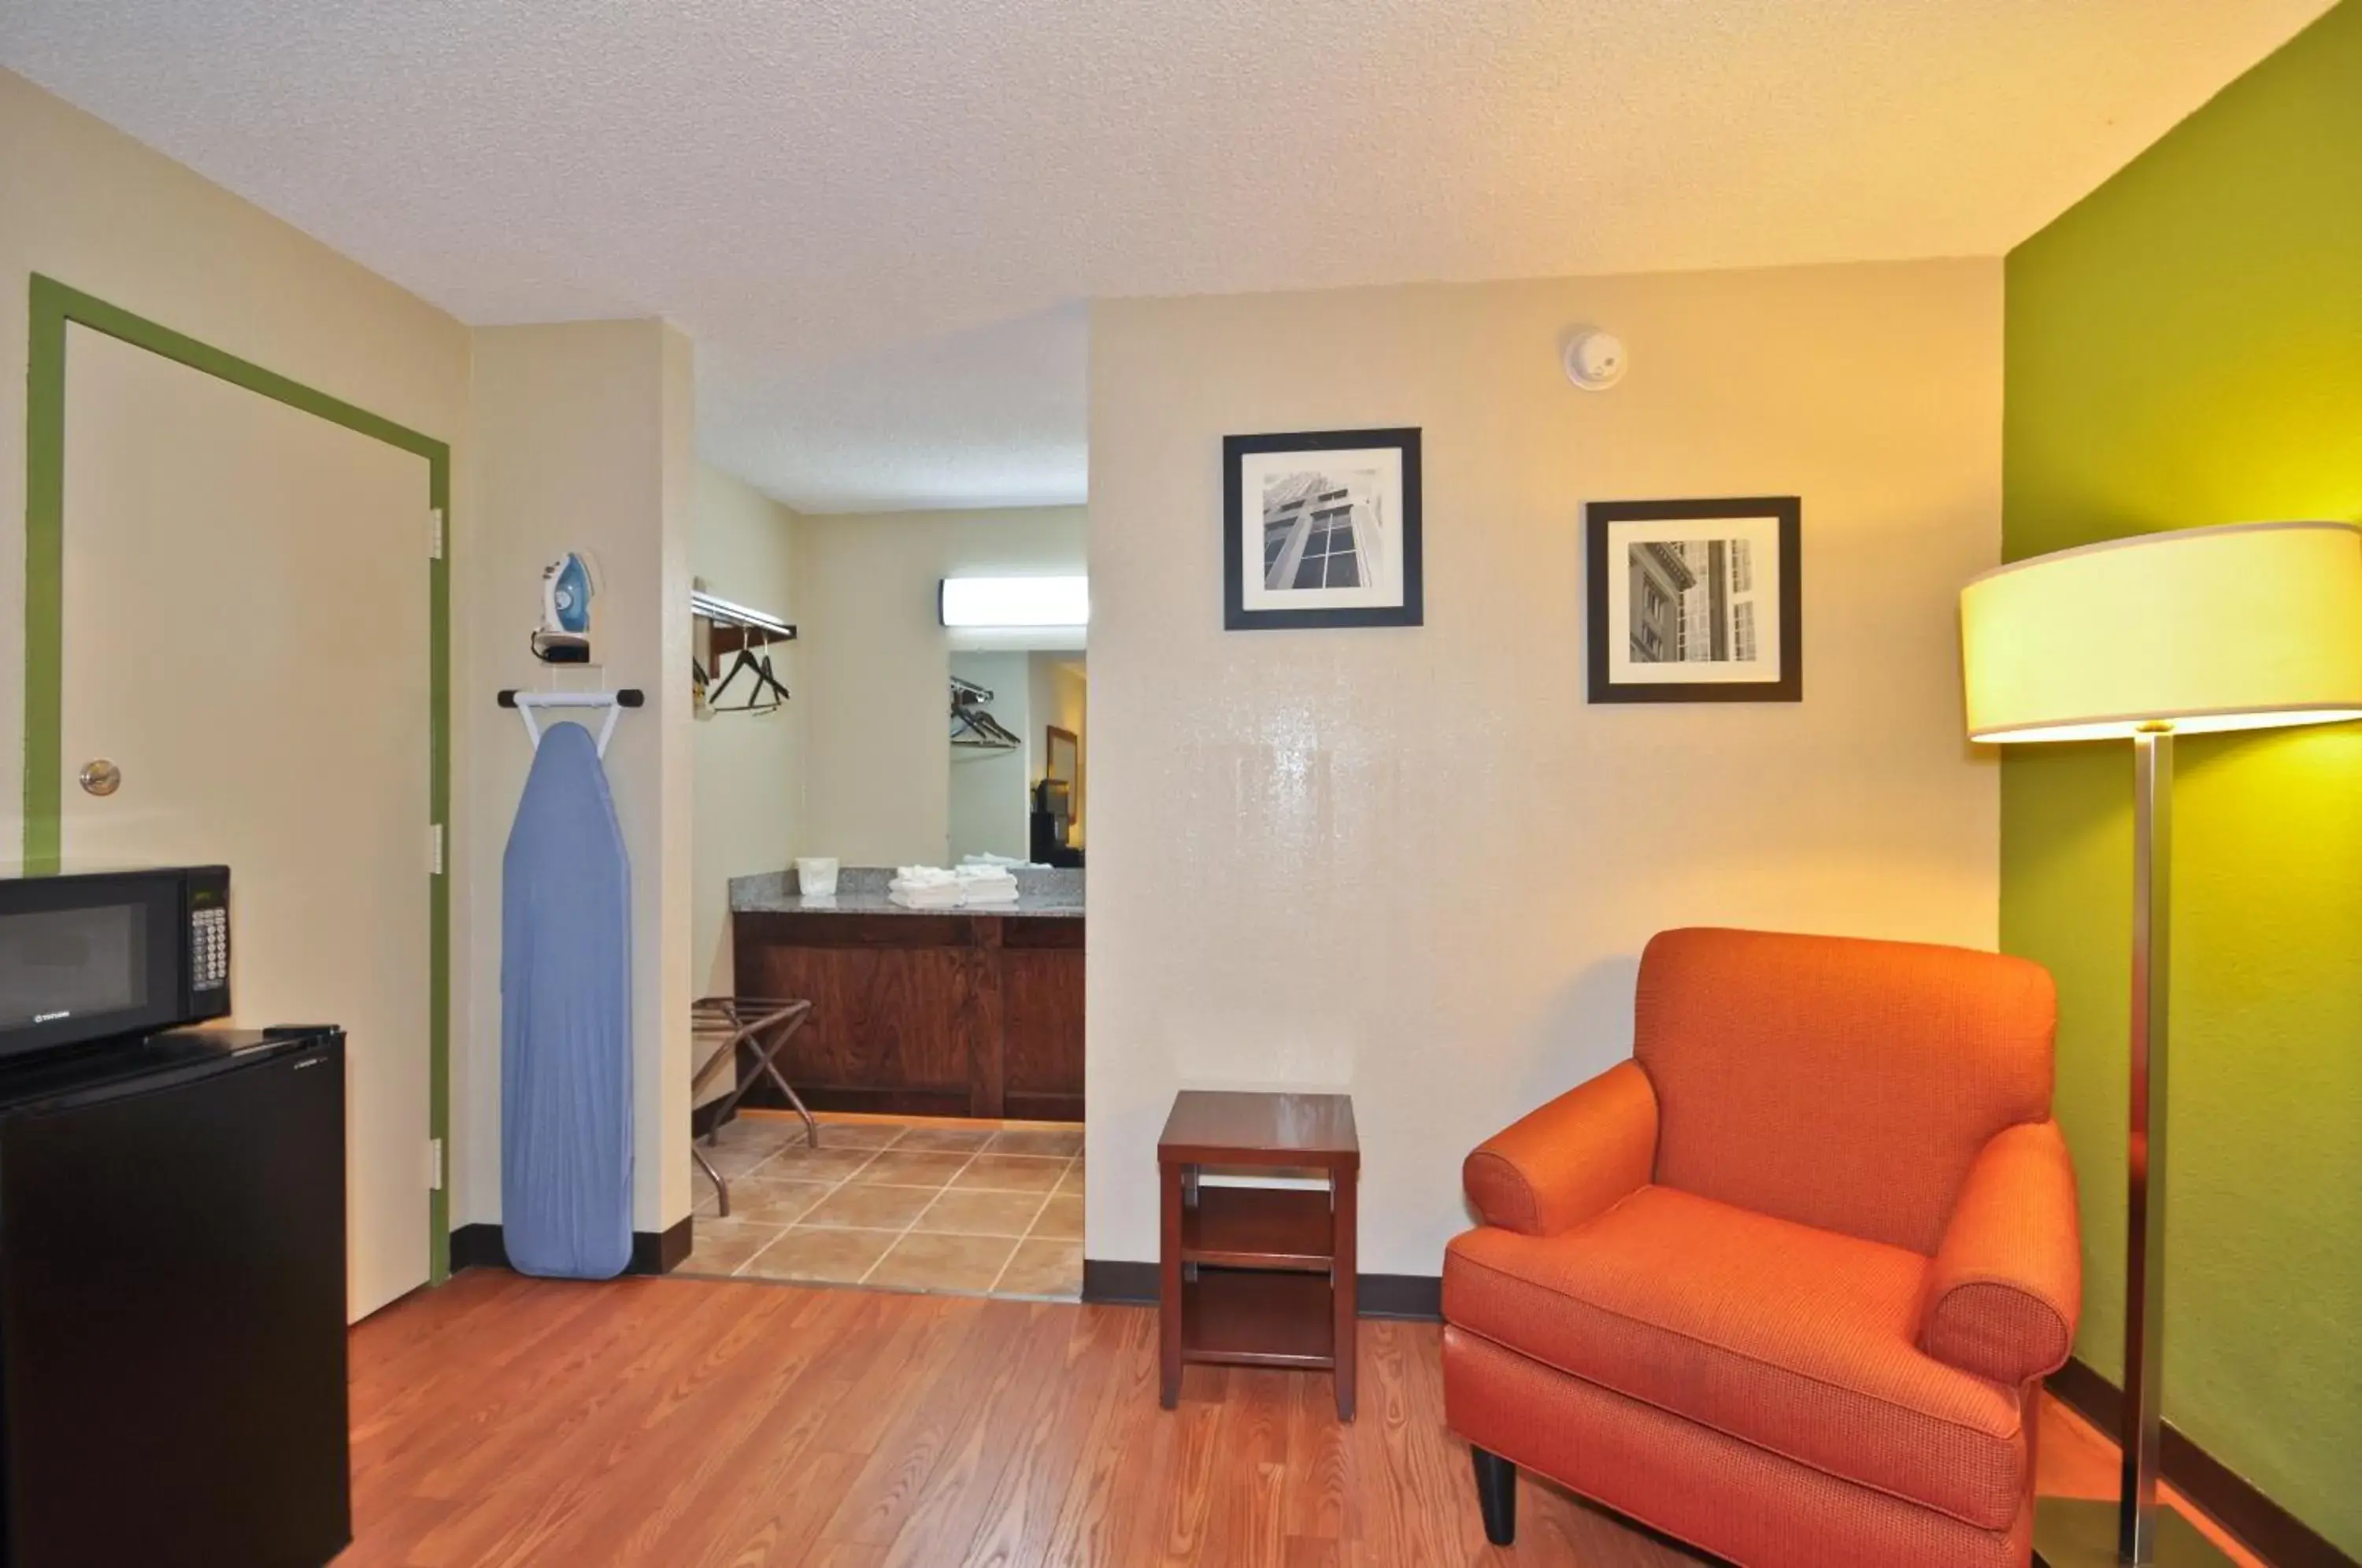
[1472,1446,1516,1546]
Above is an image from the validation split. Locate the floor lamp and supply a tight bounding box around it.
[1960,520,2362,1567]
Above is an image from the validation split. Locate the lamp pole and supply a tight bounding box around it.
[2121,727,2172,1561]
[2034,725,2233,1567]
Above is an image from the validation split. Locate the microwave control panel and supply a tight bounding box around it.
[191,906,229,991]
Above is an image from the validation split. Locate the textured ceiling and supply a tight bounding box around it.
[0,0,2334,512]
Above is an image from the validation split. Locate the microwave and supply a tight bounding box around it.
[0,866,231,1063]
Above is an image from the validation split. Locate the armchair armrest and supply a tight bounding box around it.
[1922,1119,2082,1385]
[1462,1060,1658,1237]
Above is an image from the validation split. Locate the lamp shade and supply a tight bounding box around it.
[1961,520,2362,743]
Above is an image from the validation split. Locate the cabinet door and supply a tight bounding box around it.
[1001,921,1083,1122]
[734,915,973,1115]
[0,1052,350,1566]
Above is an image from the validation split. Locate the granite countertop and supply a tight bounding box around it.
[730,865,1084,919]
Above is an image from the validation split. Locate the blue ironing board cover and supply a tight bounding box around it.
[500,719,634,1278]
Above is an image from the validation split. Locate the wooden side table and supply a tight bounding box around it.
[1157,1090,1359,1420]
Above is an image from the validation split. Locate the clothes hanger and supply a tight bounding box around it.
[949,680,1022,748]
[708,645,790,712]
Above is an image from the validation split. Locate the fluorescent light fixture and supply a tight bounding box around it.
[939,575,1089,629]
[690,590,796,639]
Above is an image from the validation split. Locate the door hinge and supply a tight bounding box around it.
[428,823,445,876]
[426,1137,445,1192]
[428,506,445,560]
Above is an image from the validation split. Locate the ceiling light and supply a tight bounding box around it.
[939,575,1089,629]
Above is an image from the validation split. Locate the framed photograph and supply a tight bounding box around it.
[1586,496,1801,703]
[1224,428,1422,630]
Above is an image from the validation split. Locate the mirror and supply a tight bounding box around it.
[1045,727,1079,792]
[949,653,1085,867]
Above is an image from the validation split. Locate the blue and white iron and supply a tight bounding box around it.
[532,552,598,664]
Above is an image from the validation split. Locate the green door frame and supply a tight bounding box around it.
[22,273,454,1284]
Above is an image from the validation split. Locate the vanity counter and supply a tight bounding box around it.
[725,867,1084,1122]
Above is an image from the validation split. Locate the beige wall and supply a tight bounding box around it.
[796,506,1086,865]
[691,464,805,1014]
[0,65,472,838]
[4,68,716,1249]
[1087,261,2003,1274]
[465,321,696,1237]
[0,69,500,1218]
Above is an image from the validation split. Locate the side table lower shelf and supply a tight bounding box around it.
[1182,1270,1335,1369]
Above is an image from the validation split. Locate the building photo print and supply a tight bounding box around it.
[1263,467,1386,592]
[1224,427,1422,630]
[1627,537,1761,664]
[1586,495,1801,702]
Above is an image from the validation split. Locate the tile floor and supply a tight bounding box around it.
[679,1111,1084,1300]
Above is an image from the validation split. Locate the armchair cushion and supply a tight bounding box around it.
[1461,1060,1657,1237]
[1444,1186,2029,1531]
[1922,1120,2081,1385]
[1636,927,2057,1254]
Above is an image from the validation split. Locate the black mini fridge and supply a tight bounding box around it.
[0,1028,350,1567]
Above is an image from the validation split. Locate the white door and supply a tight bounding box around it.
[57,325,434,1320]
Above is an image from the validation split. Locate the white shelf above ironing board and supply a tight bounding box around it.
[497,688,645,758]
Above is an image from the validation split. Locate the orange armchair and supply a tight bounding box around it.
[1442,928,2080,1568]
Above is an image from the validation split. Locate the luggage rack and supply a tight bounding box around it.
[689,997,817,1217]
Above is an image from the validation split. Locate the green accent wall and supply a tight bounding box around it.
[2002,2,2362,1553]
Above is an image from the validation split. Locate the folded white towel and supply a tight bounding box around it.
[890,863,1020,908]
[952,867,1019,900]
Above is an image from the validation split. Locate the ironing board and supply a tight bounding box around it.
[690,997,816,1217]
[501,721,633,1279]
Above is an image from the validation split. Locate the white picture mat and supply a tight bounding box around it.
[1239,446,1406,612]
[1605,512,1785,685]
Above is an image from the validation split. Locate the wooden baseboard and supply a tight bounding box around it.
[1083,1259,1442,1322]
[2046,1357,2355,1568]
[449,1216,693,1279]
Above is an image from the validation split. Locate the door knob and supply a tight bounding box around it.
[78,759,121,797]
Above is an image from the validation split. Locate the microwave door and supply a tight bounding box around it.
[0,872,189,1060]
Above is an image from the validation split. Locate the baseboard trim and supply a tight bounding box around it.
[1361,1273,1443,1320]
[1083,1259,1442,1322]
[633,1215,695,1275]
[449,1222,508,1272]
[2046,1357,2355,1568]
[448,1217,693,1279]
[1079,1258,1156,1304]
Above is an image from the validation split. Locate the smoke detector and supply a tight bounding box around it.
[1563,328,1628,392]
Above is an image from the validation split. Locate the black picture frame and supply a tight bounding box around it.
[1224,427,1423,631]
[1585,496,1802,703]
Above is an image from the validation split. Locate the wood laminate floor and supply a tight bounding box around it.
[342,1269,2262,1568]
